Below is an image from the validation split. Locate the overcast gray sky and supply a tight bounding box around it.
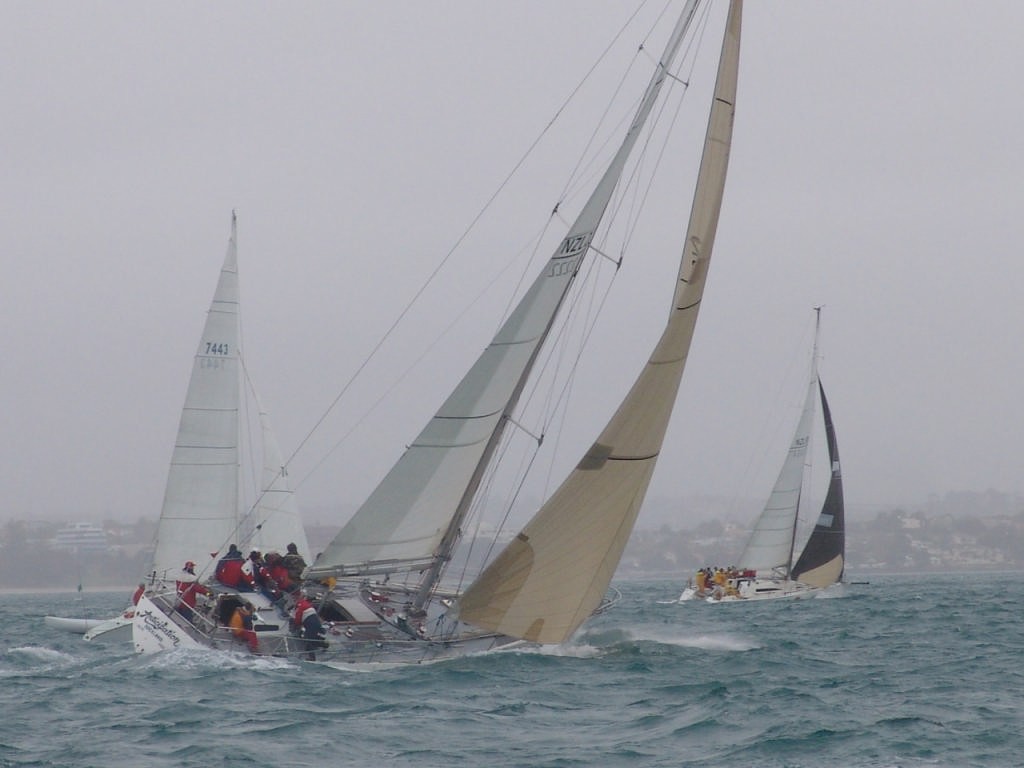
[3,1,1022,529]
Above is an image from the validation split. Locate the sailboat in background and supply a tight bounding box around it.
[143,213,308,582]
[133,0,742,662]
[75,214,311,647]
[679,308,845,602]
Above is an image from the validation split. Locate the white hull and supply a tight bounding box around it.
[46,608,135,640]
[82,614,134,642]
[132,584,520,664]
[679,577,821,603]
[44,615,106,634]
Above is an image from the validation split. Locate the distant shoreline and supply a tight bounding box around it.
[2,586,134,596]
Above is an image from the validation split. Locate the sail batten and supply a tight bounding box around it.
[459,0,743,644]
[150,214,310,579]
[150,217,242,578]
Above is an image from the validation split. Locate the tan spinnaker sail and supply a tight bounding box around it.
[459,0,743,644]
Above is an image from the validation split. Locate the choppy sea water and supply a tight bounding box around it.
[3,573,1022,767]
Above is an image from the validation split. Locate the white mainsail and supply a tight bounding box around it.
[150,215,242,579]
[307,0,704,584]
[150,214,308,579]
[736,324,820,574]
[459,0,743,644]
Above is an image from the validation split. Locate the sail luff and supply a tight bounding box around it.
[737,346,819,573]
[307,1,703,582]
[458,0,743,644]
[150,214,242,579]
[248,389,311,561]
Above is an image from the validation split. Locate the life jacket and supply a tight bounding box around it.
[216,557,253,590]
[230,608,255,640]
[294,598,313,627]
[296,600,324,640]
[268,563,293,592]
[176,580,209,608]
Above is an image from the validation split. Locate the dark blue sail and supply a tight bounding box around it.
[791,378,844,586]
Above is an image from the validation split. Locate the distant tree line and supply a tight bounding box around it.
[4,499,1024,589]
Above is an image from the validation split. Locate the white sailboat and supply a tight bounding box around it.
[679,308,846,602]
[134,0,742,662]
[114,215,311,650]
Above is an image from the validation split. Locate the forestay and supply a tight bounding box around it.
[736,321,821,575]
[248,391,311,559]
[150,215,242,579]
[459,0,744,644]
[149,215,310,580]
[790,378,845,586]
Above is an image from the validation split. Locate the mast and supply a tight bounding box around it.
[150,212,242,580]
[306,2,704,604]
[737,307,821,575]
[459,0,743,643]
[791,309,845,587]
[411,0,705,611]
[784,307,822,578]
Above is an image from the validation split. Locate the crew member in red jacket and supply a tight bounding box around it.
[265,552,295,594]
[176,561,212,622]
[214,545,254,591]
[293,595,328,658]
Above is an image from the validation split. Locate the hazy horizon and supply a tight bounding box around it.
[4,2,1023,528]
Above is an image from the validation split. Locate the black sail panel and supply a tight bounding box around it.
[791,378,845,586]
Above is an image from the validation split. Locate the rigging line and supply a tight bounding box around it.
[490,3,713,512]
[528,241,610,492]
[238,355,263,533]
[432,372,545,593]
[445,433,514,596]
[523,257,619,500]
[470,434,547,586]
[556,0,682,207]
[552,1,658,205]
[491,3,660,336]
[501,2,683,275]
[800,307,826,530]
[555,61,641,208]
[292,222,553,493]
[514,243,607,429]
[491,207,560,339]
[235,308,256,527]
[234,355,281,533]
[528,5,705,401]
[449,379,550,594]
[287,8,656,478]
[614,1,712,258]
[514,24,710,490]
[727,314,820,524]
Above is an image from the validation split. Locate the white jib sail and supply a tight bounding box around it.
[737,336,821,574]
[150,214,242,580]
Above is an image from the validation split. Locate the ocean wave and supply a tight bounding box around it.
[6,645,79,665]
[624,627,761,652]
[140,645,294,672]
